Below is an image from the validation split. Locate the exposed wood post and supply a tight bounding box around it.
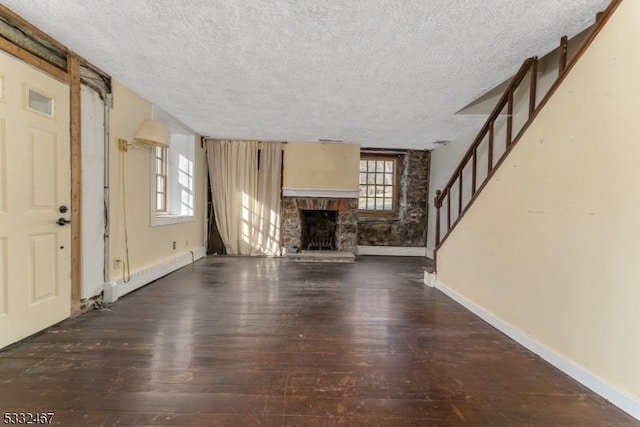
[69,53,82,315]
[529,58,538,116]
[559,36,568,75]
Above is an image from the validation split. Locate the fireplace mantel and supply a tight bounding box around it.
[282,187,359,199]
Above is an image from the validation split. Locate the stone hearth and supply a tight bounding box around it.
[282,197,358,255]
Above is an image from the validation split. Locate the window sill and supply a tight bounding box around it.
[151,214,196,227]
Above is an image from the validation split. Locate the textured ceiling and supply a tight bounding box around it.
[3,1,609,148]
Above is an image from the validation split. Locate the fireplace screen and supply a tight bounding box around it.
[301,210,337,250]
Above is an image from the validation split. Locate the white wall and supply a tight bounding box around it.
[81,85,106,299]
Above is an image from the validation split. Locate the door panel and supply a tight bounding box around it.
[0,50,70,349]
[0,118,6,213]
[0,237,6,315]
[28,233,58,304]
[29,127,58,209]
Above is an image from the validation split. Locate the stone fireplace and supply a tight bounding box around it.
[282,196,358,255]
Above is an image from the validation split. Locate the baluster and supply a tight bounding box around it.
[506,91,513,146]
[529,58,537,116]
[559,36,568,75]
[458,172,462,215]
[472,147,477,195]
[435,190,442,246]
[447,190,451,230]
[488,122,494,173]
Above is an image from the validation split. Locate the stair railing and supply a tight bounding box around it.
[433,0,623,265]
[434,56,538,248]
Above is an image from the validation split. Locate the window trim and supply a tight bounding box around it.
[154,145,168,214]
[149,130,197,227]
[358,154,400,217]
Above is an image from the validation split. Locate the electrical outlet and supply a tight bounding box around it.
[114,258,122,269]
[172,241,177,250]
[186,239,190,246]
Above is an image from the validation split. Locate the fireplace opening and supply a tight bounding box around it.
[301,210,337,251]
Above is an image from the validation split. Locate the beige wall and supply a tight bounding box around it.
[108,81,205,279]
[438,0,640,404]
[283,142,359,190]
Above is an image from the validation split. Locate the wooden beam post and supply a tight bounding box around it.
[69,53,82,314]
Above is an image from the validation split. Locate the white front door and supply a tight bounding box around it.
[0,50,71,349]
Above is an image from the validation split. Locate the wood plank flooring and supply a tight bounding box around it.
[1,256,637,426]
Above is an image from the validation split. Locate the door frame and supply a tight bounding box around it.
[0,4,112,314]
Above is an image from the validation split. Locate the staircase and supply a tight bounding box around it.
[432,0,620,269]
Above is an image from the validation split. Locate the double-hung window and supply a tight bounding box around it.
[359,154,398,215]
[150,110,197,226]
[154,146,168,213]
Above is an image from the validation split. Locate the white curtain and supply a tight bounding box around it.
[252,142,282,256]
[206,140,282,256]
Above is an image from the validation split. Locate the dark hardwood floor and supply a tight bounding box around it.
[1,256,636,426]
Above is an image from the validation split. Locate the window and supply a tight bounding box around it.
[150,131,196,226]
[359,155,398,214]
[154,146,168,213]
[27,87,55,117]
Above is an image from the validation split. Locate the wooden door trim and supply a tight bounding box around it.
[69,53,82,314]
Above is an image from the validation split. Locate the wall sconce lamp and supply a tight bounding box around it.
[118,119,168,152]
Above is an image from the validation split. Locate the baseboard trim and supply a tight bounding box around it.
[357,246,427,257]
[107,247,206,302]
[435,279,640,421]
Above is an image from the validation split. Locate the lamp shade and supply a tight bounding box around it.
[134,119,168,147]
